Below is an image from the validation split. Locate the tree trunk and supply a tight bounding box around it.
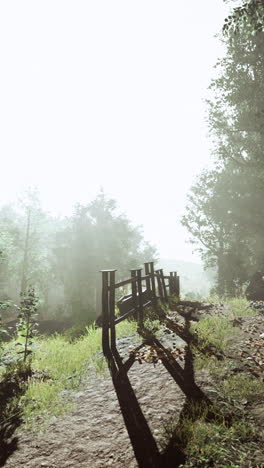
[21,208,31,294]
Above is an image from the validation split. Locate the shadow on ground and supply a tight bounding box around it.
[0,366,30,467]
[105,304,226,468]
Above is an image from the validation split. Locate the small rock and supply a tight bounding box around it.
[49,416,57,425]
[74,391,85,398]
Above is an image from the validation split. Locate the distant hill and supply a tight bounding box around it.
[157,258,215,298]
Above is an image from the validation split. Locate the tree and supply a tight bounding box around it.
[0,190,58,316]
[223,0,264,36]
[182,167,252,296]
[183,13,264,296]
[53,192,157,321]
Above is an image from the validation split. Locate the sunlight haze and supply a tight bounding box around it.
[0,0,230,262]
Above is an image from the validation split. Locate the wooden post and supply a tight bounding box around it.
[109,270,117,350]
[159,268,168,302]
[95,273,101,321]
[101,270,110,356]
[173,272,177,294]
[169,272,174,296]
[144,262,151,298]
[130,269,138,320]
[176,274,180,297]
[149,261,156,300]
[136,268,143,327]
[155,270,163,298]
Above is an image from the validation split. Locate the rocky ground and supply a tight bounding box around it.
[2,303,264,468]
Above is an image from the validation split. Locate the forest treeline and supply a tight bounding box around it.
[0,189,156,323]
[182,0,264,297]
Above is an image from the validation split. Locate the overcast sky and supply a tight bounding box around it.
[0,1,230,262]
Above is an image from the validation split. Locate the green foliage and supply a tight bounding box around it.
[53,191,157,321]
[191,315,235,353]
[0,190,157,322]
[220,373,264,401]
[16,289,38,362]
[19,319,138,427]
[225,296,256,318]
[223,0,264,36]
[182,16,264,297]
[0,301,13,366]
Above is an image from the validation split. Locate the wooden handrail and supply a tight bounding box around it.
[100,263,180,356]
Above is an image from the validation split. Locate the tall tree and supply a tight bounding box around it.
[53,192,157,321]
[183,9,264,296]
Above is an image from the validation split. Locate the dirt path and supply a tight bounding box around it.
[3,304,264,468]
[4,355,192,467]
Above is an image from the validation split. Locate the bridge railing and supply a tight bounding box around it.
[100,261,180,356]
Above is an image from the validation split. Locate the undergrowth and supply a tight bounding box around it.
[164,295,264,467]
[1,319,138,429]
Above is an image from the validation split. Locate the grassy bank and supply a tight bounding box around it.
[1,319,138,429]
[170,297,264,467]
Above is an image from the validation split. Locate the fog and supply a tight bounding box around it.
[0,0,229,263]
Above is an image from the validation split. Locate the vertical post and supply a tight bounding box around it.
[169,272,174,296]
[136,268,143,327]
[130,269,138,320]
[176,274,180,297]
[144,262,151,299]
[159,268,168,302]
[109,270,117,351]
[95,273,101,321]
[173,272,177,294]
[101,270,110,356]
[155,270,163,298]
[149,261,156,300]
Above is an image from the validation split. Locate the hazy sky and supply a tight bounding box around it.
[0,1,230,262]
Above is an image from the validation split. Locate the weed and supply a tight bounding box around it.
[219,374,264,401]
[14,318,139,428]
[191,315,235,353]
[225,297,255,318]
[16,289,38,362]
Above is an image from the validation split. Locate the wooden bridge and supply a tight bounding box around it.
[100,261,180,356]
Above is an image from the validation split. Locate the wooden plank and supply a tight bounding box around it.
[140,275,152,281]
[144,263,151,295]
[114,307,136,324]
[114,300,152,325]
[160,268,168,302]
[117,294,134,315]
[109,270,116,350]
[137,269,143,326]
[101,271,110,356]
[114,277,138,289]
[155,270,163,298]
[117,289,151,316]
[150,262,156,298]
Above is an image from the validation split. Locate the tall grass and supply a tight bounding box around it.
[17,319,138,428]
[191,315,235,353]
[225,297,257,318]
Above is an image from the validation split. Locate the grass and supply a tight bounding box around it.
[225,297,258,318]
[219,373,264,401]
[2,318,138,429]
[191,315,235,353]
[161,379,264,468]
[190,295,259,357]
[161,397,263,465]
[174,296,264,466]
[181,416,263,468]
